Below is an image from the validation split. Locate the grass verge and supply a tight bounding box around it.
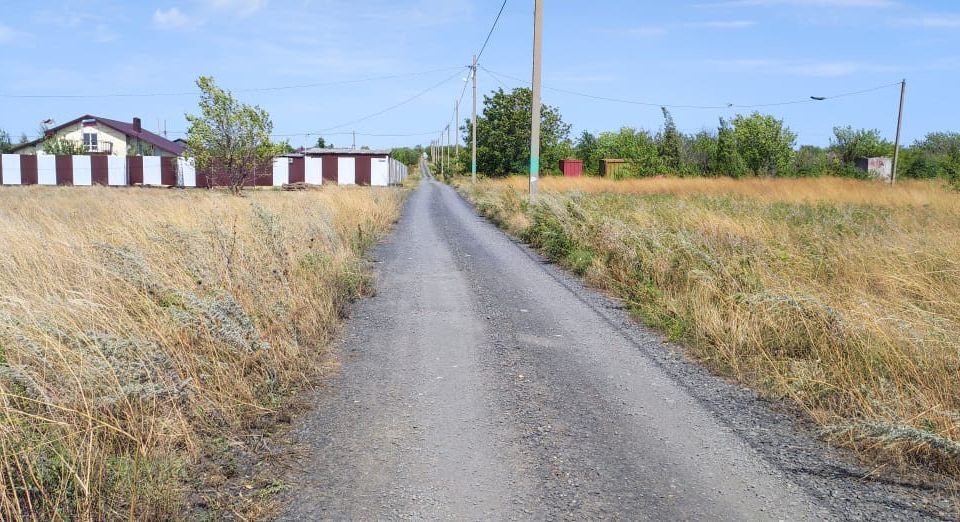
[458,175,960,483]
[0,185,404,520]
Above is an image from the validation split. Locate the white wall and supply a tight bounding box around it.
[337,157,356,185]
[178,157,196,187]
[1,155,21,185]
[142,156,161,185]
[108,156,126,186]
[72,156,92,185]
[273,158,290,186]
[37,155,57,185]
[305,156,323,185]
[371,157,389,186]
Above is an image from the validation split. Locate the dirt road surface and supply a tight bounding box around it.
[279,167,955,521]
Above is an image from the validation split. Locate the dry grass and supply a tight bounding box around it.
[0,185,404,520]
[461,175,960,481]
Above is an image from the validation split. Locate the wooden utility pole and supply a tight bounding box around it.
[529,0,543,202]
[471,54,478,183]
[891,79,906,186]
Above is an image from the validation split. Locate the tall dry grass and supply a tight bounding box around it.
[461,175,960,480]
[0,186,403,520]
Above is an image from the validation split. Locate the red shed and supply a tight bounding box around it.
[558,159,583,177]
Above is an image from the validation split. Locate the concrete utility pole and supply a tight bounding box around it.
[441,128,446,178]
[471,54,478,183]
[455,99,460,173]
[891,78,906,186]
[528,0,543,202]
[352,130,356,150]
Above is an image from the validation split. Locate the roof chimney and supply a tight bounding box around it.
[132,117,142,133]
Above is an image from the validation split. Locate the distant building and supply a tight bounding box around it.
[269,148,407,186]
[11,115,186,157]
[856,157,892,182]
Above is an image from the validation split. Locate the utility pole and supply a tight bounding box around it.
[454,99,460,174]
[471,54,478,183]
[891,78,906,186]
[352,130,356,150]
[528,0,543,202]
[441,127,446,178]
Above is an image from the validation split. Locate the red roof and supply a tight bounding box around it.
[11,115,186,155]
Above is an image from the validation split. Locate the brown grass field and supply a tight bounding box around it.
[460,175,960,483]
[0,185,404,520]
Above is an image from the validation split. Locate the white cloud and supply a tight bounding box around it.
[0,23,18,43]
[624,19,756,37]
[683,20,757,29]
[899,15,960,28]
[205,0,268,15]
[706,59,897,77]
[153,7,192,29]
[702,0,896,6]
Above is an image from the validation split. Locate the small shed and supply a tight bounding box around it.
[599,159,627,177]
[855,157,892,182]
[558,159,583,177]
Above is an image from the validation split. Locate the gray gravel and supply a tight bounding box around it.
[278,168,957,521]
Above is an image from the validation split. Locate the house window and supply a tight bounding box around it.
[83,132,98,152]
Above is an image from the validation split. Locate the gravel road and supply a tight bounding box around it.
[279,167,957,520]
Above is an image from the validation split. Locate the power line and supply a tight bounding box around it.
[476,0,508,63]
[0,66,465,99]
[480,66,902,110]
[320,68,468,132]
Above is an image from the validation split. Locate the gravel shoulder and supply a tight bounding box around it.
[278,171,957,520]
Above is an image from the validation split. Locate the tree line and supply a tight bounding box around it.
[447,87,960,187]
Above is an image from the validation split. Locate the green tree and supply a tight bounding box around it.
[315,136,327,148]
[829,126,893,166]
[0,129,11,153]
[658,107,683,172]
[185,76,282,195]
[715,117,744,178]
[731,112,796,176]
[391,146,423,166]
[42,137,87,155]
[574,130,600,175]
[467,88,572,177]
[684,130,717,176]
[596,127,662,177]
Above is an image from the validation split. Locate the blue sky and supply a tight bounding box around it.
[1,0,958,149]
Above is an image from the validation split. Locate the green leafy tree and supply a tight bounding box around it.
[0,129,12,153]
[596,127,662,178]
[731,112,796,176]
[829,126,893,165]
[793,145,830,177]
[18,133,29,145]
[715,117,744,178]
[391,146,424,166]
[658,107,683,172]
[185,76,282,195]
[467,88,572,177]
[944,146,960,190]
[315,136,327,148]
[42,137,87,155]
[684,130,717,176]
[574,130,600,175]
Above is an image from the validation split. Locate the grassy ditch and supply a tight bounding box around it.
[459,175,960,481]
[0,186,404,520]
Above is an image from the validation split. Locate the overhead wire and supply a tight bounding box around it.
[479,66,902,110]
[319,68,468,132]
[0,66,465,99]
